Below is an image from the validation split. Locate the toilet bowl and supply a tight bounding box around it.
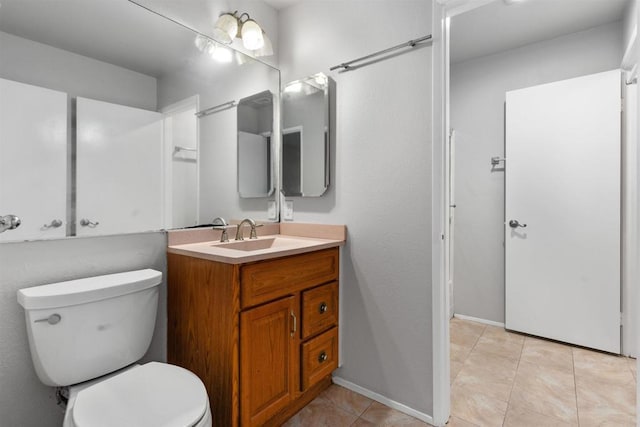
[17,269,212,427]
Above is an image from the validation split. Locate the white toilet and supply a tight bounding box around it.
[17,269,212,427]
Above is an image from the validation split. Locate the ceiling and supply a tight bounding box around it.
[262,0,301,10]
[451,0,630,64]
[0,0,201,77]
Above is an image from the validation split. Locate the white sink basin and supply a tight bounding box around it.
[212,237,279,251]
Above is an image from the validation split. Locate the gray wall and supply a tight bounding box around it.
[278,1,433,416]
[0,233,167,426]
[0,33,166,426]
[451,21,623,323]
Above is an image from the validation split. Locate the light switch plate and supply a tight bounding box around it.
[283,200,294,221]
[267,201,276,220]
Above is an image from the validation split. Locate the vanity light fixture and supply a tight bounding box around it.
[211,11,273,57]
[194,34,233,63]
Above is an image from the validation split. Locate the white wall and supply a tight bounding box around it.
[0,32,167,426]
[0,31,157,110]
[450,21,624,323]
[278,1,433,417]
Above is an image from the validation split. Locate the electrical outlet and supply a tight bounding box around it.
[267,201,276,220]
[283,200,294,221]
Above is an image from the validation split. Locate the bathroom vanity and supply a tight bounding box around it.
[167,224,345,427]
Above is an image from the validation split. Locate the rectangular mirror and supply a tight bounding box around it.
[237,90,275,198]
[0,0,280,242]
[282,73,331,197]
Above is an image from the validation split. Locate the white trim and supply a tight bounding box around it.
[440,0,498,18]
[453,313,505,328]
[332,376,434,425]
[431,2,450,426]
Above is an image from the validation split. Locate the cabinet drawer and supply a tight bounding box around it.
[302,282,338,339]
[241,248,339,309]
[301,327,338,390]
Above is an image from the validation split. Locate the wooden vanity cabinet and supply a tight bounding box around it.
[167,247,340,427]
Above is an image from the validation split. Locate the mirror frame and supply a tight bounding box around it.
[281,72,331,197]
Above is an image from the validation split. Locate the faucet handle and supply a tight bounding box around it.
[249,223,264,239]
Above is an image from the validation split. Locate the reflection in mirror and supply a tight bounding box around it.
[237,91,274,198]
[282,73,331,197]
[0,0,279,242]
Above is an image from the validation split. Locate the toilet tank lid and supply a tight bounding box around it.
[17,269,162,310]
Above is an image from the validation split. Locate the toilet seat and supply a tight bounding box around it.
[71,362,209,427]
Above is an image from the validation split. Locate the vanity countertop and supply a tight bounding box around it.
[167,223,346,264]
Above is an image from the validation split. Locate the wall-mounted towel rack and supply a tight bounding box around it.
[195,100,236,118]
[329,34,432,72]
[174,146,197,153]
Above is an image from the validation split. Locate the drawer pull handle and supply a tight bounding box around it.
[318,351,328,363]
[291,310,297,337]
[319,302,328,314]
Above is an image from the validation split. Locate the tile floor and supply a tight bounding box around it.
[450,317,637,426]
[283,384,432,426]
[284,318,637,426]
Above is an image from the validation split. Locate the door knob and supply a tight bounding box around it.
[509,220,527,229]
[80,218,99,228]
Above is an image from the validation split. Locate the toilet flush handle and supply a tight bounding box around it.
[34,314,62,325]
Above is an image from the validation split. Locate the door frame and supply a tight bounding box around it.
[431,1,640,425]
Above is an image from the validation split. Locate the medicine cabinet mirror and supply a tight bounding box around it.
[0,0,279,243]
[237,91,275,198]
[281,73,331,197]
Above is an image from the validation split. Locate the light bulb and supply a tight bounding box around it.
[241,19,264,50]
[211,45,233,63]
[254,32,273,57]
[284,82,302,93]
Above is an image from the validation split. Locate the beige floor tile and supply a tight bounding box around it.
[629,357,637,379]
[317,385,373,417]
[503,405,576,426]
[509,361,578,424]
[451,341,474,363]
[450,360,464,384]
[573,347,634,385]
[450,318,485,347]
[519,336,574,372]
[446,416,479,427]
[472,326,524,362]
[358,402,431,427]
[453,350,518,402]
[575,375,636,427]
[352,418,377,426]
[282,396,358,427]
[450,385,508,427]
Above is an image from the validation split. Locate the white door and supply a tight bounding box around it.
[0,78,67,241]
[505,70,621,354]
[76,97,163,236]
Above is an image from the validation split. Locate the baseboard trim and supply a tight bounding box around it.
[331,376,435,425]
[454,313,505,328]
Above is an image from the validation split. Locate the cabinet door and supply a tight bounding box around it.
[240,296,297,426]
[0,78,67,241]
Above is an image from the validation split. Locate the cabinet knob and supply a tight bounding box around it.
[318,351,328,363]
[319,302,328,314]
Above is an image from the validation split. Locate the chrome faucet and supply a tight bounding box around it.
[235,218,258,240]
[211,217,229,242]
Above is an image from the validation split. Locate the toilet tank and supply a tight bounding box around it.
[17,269,162,387]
